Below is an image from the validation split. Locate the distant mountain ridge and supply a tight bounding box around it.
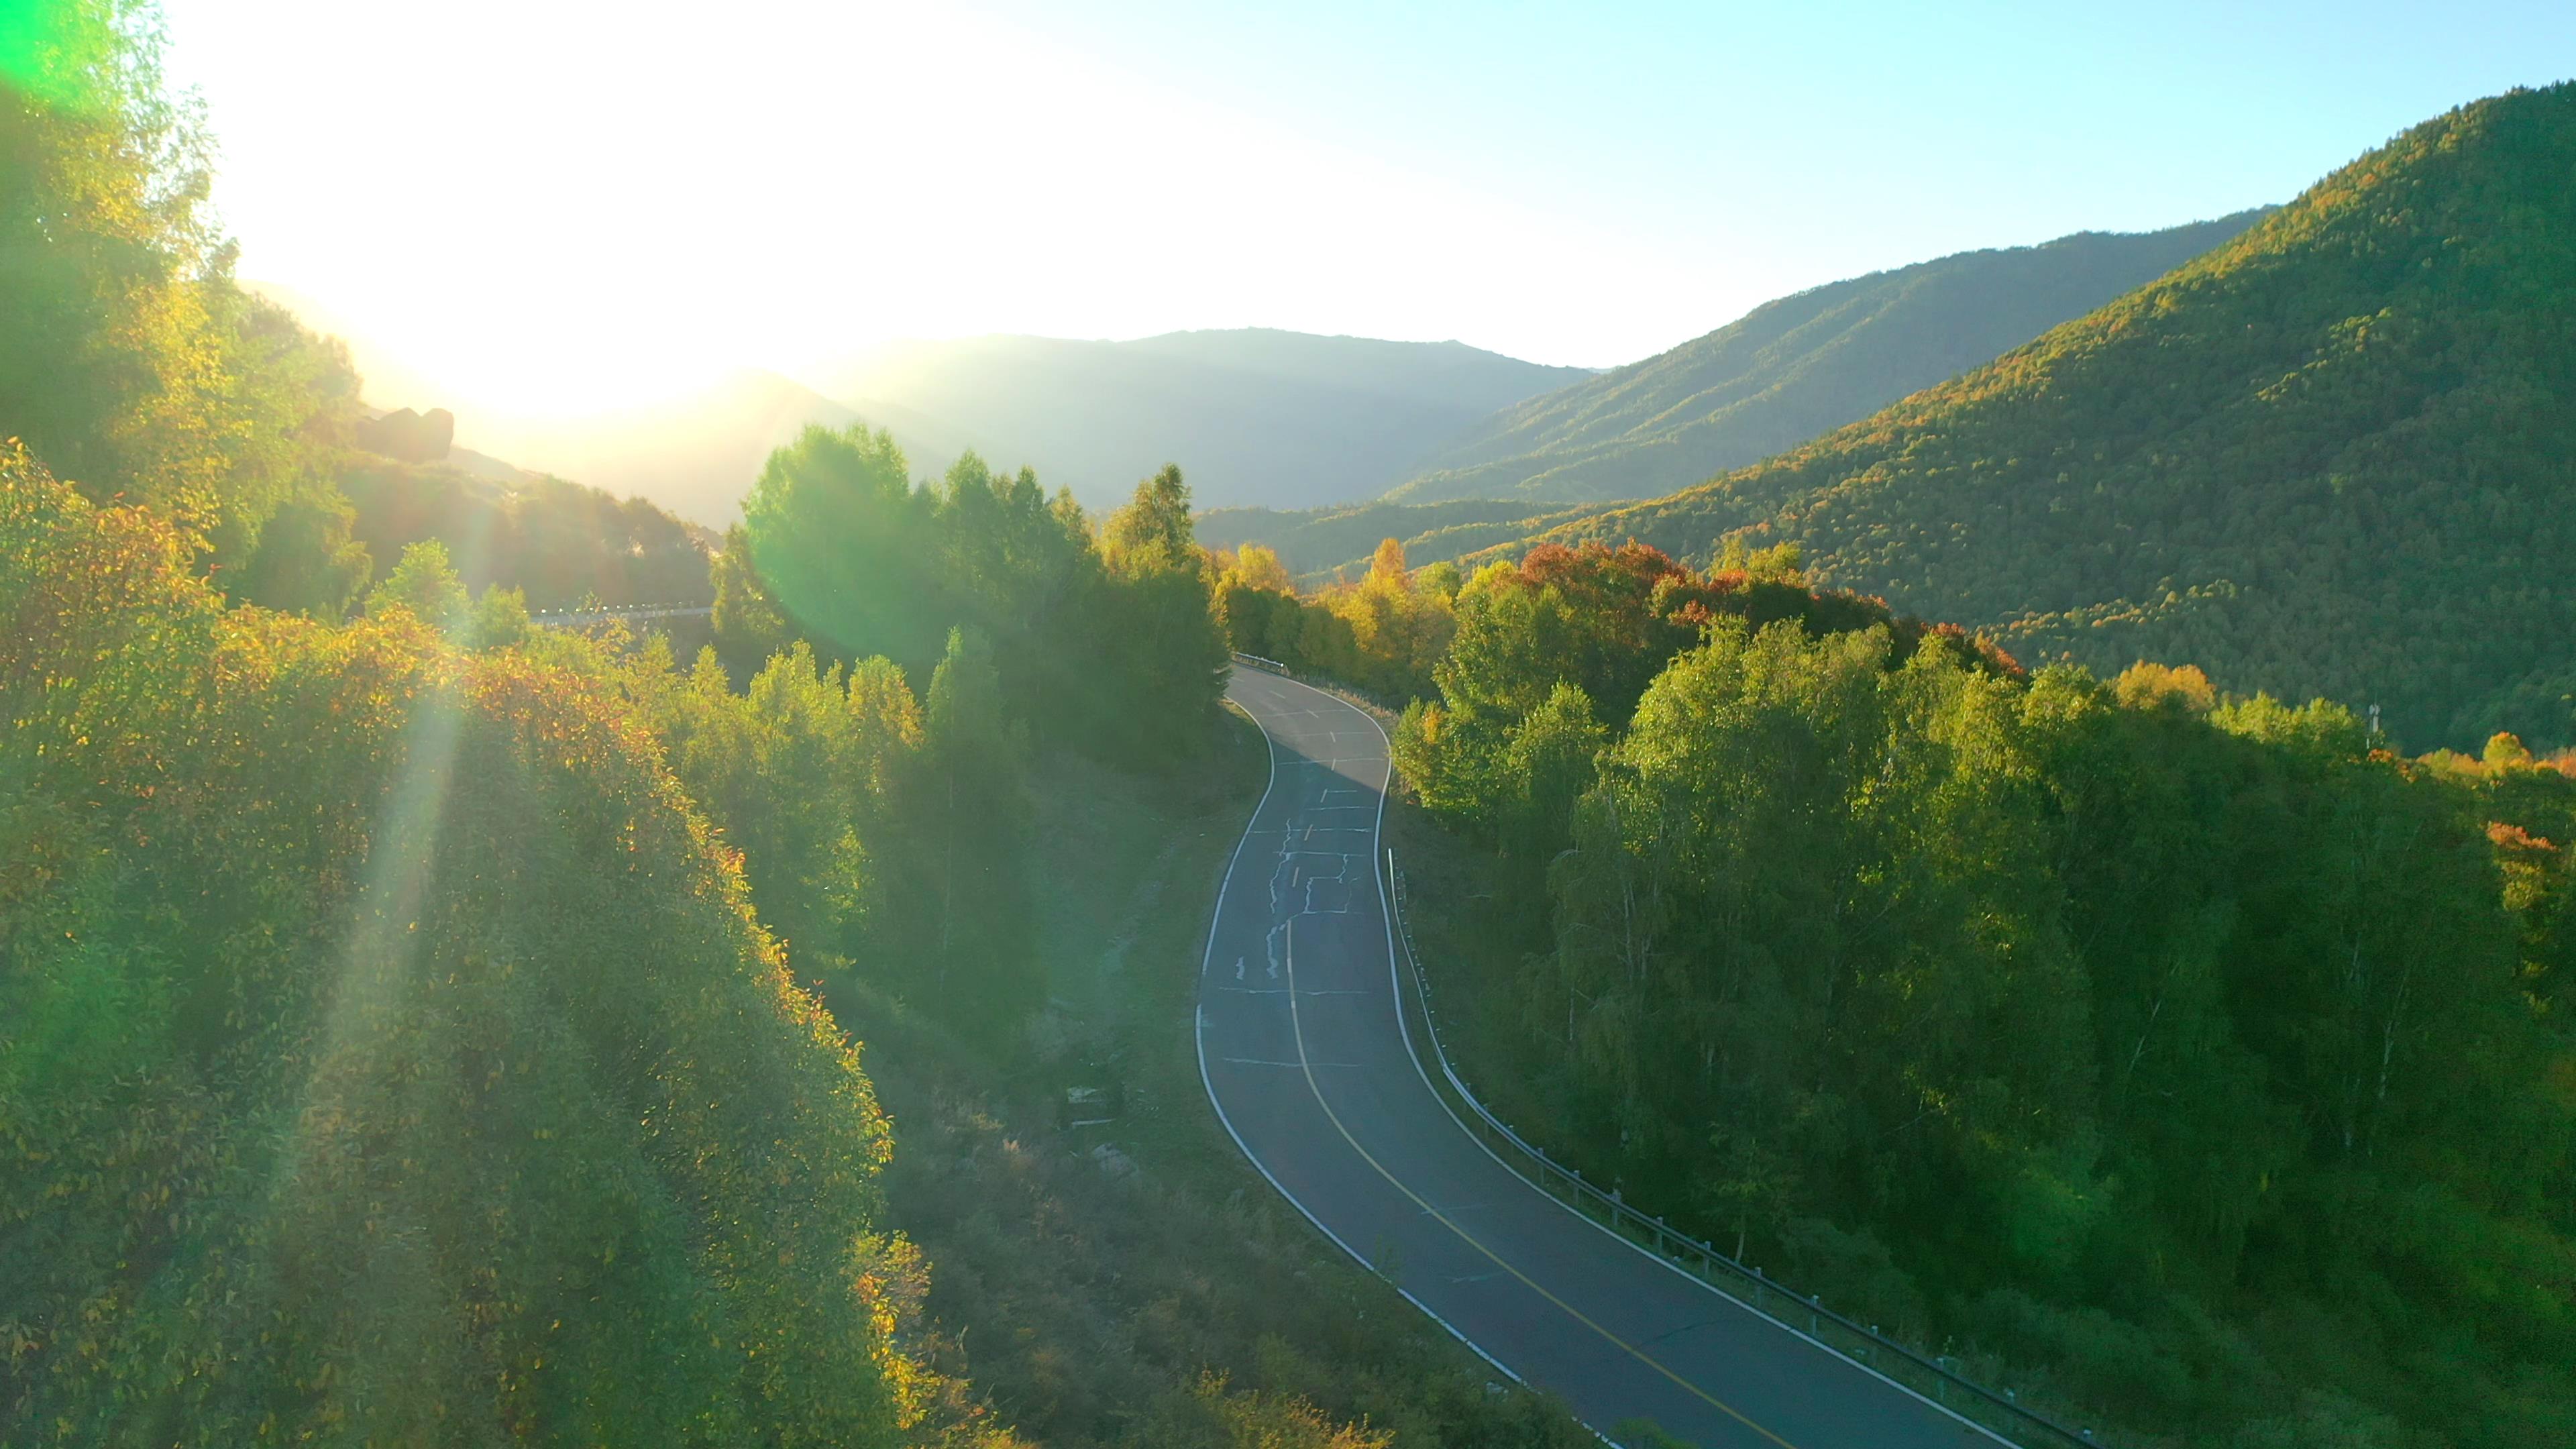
[1387,211,2270,506]
[455,370,881,528]
[1490,85,2576,749]
[808,328,1592,513]
[242,300,1591,523]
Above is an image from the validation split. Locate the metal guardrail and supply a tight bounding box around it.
[1379,849,2108,1449]
[529,602,714,625]
[1228,651,1403,716]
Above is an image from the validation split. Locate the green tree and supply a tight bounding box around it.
[1094,465,1228,755]
[918,625,1038,1038]
[712,521,789,675]
[364,537,470,629]
[738,423,941,675]
[0,1,362,568]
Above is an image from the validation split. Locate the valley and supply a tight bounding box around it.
[7,7,2573,1448]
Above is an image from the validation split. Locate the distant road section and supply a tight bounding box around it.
[1198,665,2001,1449]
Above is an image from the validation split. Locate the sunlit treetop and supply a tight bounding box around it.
[0,0,130,112]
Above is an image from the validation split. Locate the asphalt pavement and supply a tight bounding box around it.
[1197,665,2005,1449]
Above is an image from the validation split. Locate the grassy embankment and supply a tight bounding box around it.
[845,706,1595,1449]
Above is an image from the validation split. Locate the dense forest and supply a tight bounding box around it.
[1,446,954,1442]
[0,9,942,1438]
[1387,212,2267,506]
[1213,529,2576,1445]
[1505,84,2576,751]
[674,431,1228,1032]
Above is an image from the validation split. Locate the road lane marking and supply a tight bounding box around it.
[1278,914,1804,1449]
[1195,696,1546,1407]
[1222,673,2006,1449]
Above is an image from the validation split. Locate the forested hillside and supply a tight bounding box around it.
[0,453,946,1445]
[0,13,365,612]
[1387,211,2265,505]
[1222,538,2576,1446]
[1196,498,1574,580]
[340,460,716,609]
[0,12,961,1438]
[1505,85,2576,749]
[338,366,944,530]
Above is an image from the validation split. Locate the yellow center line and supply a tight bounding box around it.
[1280,917,1803,1449]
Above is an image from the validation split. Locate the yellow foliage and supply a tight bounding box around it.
[0,454,912,1444]
[2112,660,2216,712]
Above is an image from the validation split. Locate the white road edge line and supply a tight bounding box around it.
[1254,668,2023,1449]
[1193,694,1564,1425]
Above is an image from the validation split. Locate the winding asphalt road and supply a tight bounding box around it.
[1197,665,2001,1449]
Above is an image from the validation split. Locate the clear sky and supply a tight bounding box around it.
[161,0,2576,413]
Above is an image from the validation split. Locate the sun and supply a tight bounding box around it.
[362,282,745,421]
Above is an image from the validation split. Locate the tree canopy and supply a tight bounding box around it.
[0,450,924,1444]
[1322,533,2576,1444]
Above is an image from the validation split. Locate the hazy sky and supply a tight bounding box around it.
[162,0,2576,413]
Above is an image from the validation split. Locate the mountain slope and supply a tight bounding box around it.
[1499,85,2576,749]
[808,329,1591,512]
[454,370,979,527]
[244,286,971,527]
[1388,211,2269,505]
[1195,498,1578,580]
[339,458,717,608]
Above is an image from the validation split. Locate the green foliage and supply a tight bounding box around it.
[1217,535,1456,703]
[1391,539,2013,857]
[227,484,373,619]
[1195,498,1576,581]
[736,428,1223,758]
[872,731,1601,1449]
[1382,565,2576,1443]
[919,627,1039,1036]
[2,3,692,631]
[340,460,716,612]
[741,422,944,672]
[641,641,887,979]
[1102,462,1195,571]
[629,435,1242,1060]
[366,536,471,627]
[1138,1374,1393,1449]
[0,453,918,1445]
[1513,85,2576,749]
[0,1,361,570]
[1093,465,1232,755]
[711,521,789,674]
[1390,212,2268,505]
[616,627,1038,1049]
